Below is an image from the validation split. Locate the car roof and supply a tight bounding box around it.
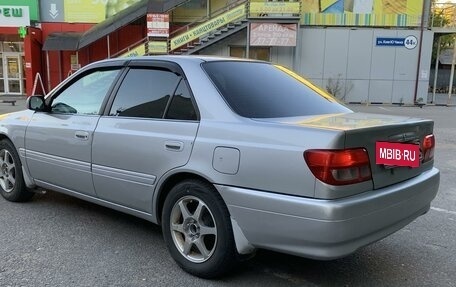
[91,55,265,67]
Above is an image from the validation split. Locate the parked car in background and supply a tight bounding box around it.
[0,56,439,278]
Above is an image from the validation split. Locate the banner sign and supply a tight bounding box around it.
[170,3,246,50]
[120,43,146,57]
[249,2,300,15]
[147,13,169,37]
[301,0,423,27]
[250,23,297,46]
[148,41,168,54]
[0,6,30,27]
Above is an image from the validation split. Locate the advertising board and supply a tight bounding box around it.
[301,0,423,27]
[147,14,169,38]
[250,23,297,46]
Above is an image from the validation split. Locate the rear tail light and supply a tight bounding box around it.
[422,134,435,162]
[304,148,372,186]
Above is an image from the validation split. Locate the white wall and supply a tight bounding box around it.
[297,28,433,104]
[199,27,433,104]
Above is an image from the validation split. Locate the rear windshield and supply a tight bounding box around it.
[202,61,351,118]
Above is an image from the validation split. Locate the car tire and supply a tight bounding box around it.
[162,179,237,278]
[0,139,34,202]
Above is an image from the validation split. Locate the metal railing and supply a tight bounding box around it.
[168,0,248,51]
[111,37,149,58]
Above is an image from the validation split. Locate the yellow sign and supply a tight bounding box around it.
[249,2,301,15]
[120,43,146,57]
[170,3,246,50]
[62,0,142,23]
[64,0,105,23]
[148,41,168,54]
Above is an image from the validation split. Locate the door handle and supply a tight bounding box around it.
[165,141,184,152]
[75,131,89,141]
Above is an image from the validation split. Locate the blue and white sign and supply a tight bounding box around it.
[404,35,418,50]
[376,35,418,50]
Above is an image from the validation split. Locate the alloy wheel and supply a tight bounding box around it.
[0,149,16,193]
[170,195,217,263]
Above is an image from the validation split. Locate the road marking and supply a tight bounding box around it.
[378,107,391,111]
[431,207,456,215]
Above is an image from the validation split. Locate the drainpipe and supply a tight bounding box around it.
[432,36,441,103]
[246,22,250,59]
[107,35,111,58]
[448,37,456,104]
[413,0,429,103]
[46,51,51,92]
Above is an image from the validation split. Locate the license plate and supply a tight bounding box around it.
[376,142,420,168]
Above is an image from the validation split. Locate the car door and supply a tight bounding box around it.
[92,61,199,212]
[25,67,122,196]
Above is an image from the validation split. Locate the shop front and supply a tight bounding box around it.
[0,0,39,96]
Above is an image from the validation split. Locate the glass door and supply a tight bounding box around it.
[2,53,23,94]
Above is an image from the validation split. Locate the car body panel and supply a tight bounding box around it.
[217,167,439,259]
[92,117,199,212]
[24,113,99,196]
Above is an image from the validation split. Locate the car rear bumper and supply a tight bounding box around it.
[216,167,440,259]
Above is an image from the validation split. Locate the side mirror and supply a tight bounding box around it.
[26,95,46,111]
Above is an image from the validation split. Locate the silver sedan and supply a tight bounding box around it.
[0,56,439,278]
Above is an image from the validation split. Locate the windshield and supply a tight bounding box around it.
[202,61,352,118]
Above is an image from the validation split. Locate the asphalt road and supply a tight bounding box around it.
[0,102,455,287]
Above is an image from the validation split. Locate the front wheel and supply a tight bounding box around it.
[0,139,34,202]
[162,179,237,278]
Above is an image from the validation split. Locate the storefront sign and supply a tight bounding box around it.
[249,2,300,15]
[250,23,297,46]
[120,43,146,58]
[0,6,30,27]
[170,3,246,50]
[376,35,417,49]
[2,0,39,21]
[147,14,169,37]
[148,41,168,54]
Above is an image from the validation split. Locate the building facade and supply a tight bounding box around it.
[0,0,433,104]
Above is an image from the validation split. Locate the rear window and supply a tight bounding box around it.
[202,61,351,118]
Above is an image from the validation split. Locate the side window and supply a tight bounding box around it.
[110,68,180,119]
[51,69,120,115]
[165,80,197,121]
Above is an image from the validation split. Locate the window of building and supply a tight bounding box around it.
[1,42,24,53]
[230,46,270,61]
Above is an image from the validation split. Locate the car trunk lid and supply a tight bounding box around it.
[259,112,435,190]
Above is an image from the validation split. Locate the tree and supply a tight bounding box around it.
[430,1,454,65]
